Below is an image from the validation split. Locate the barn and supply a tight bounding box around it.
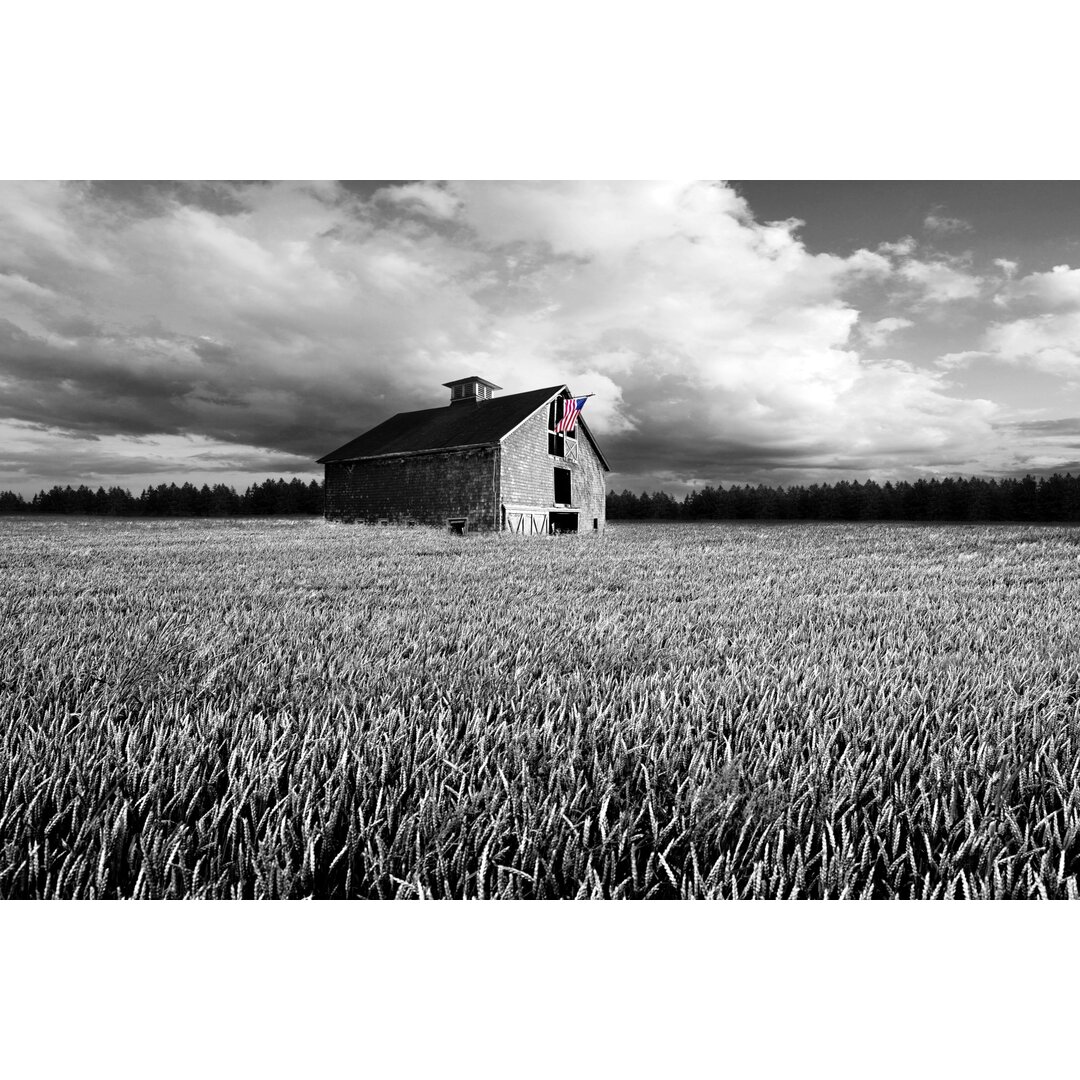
[317,376,610,534]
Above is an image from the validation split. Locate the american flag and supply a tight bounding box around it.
[554,396,588,434]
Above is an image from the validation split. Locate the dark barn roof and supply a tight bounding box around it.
[318,385,610,469]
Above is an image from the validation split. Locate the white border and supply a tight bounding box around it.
[4,902,1080,1077]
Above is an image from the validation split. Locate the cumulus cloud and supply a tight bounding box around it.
[962,265,1080,381]
[870,234,983,307]
[996,264,1080,310]
[981,315,1080,379]
[0,180,1004,492]
[895,255,984,305]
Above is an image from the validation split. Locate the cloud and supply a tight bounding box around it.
[981,314,1080,378]
[923,207,973,235]
[878,236,917,258]
[0,180,1003,492]
[961,265,1080,380]
[859,316,913,348]
[871,235,983,307]
[986,416,1080,476]
[0,418,315,491]
[374,181,463,221]
[1007,416,1080,436]
[937,350,989,370]
[996,264,1080,311]
[895,255,983,304]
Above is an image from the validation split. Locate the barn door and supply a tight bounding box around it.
[504,509,549,534]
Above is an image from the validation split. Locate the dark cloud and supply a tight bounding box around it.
[339,181,413,198]
[0,314,398,460]
[606,431,846,480]
[0,319,202,437]
[996,460,1080,478]
[87,181,261,218]
[1003,417,1080,436]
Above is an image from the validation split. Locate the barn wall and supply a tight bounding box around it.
[324,446,499,530]
[499,406,607,531]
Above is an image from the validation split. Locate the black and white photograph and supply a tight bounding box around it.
[8,178,1080,901]
[5,3,1080,1075]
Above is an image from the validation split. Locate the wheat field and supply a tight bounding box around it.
[2,515,1080,898]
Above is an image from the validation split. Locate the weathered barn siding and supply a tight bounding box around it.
[500,405,607,531]
[324,446,499,530]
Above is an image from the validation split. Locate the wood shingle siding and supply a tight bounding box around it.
[499,405,606,532]
[324,446,498,529]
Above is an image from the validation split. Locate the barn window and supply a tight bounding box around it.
[593,518,598,530]
[547,400,564,457]
[554,467,572,505]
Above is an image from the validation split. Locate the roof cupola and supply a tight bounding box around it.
[443,376,502,406]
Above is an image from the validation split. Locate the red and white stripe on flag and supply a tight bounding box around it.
[554,397,586,434]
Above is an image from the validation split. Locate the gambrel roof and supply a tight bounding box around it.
[317,385,610,470]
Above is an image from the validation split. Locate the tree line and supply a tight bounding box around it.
[0,477,324,516]
[606,474,1080,522]
[5,471,1080,522]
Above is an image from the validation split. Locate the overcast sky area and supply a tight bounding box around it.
[5,179,1080,496]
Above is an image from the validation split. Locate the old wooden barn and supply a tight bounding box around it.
[317,376,610,533]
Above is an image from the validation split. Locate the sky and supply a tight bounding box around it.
[5,179,1080,497]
